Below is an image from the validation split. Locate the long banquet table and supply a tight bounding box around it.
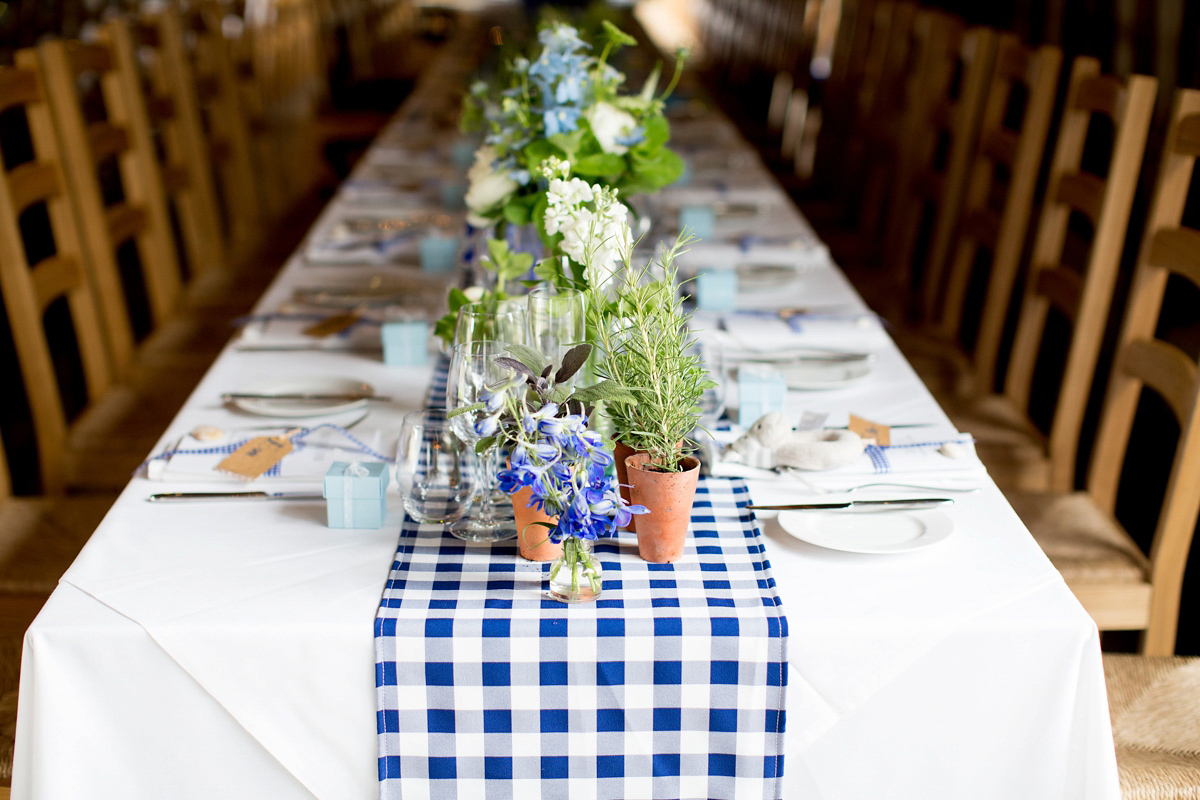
[12,24,1120,800]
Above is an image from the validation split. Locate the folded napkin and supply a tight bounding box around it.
[232,310,387,351]
[305,216,434,265]
[657,186,783,209]
[714,311,888,353]
[146,426,389,483]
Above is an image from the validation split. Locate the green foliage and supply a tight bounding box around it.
[584,234,710,471]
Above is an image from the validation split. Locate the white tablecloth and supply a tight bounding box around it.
[12,27,1119,800]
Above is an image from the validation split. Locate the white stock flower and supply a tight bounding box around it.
[465,146,518,221]
[587,101,638,155]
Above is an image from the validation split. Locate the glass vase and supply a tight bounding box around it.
[548,536,603,603]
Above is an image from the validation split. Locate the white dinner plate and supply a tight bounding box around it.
[230,377,374,417]
[776,508,954,553]
[777,359,873,389]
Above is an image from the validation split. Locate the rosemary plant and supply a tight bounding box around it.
[586,235,711,472]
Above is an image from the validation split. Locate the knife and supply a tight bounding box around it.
[147,491,326,502]
[221,392,391,402]
[746,498,954,511]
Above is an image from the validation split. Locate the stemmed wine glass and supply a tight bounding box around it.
[446,340,517,542]
[454,299,528,348]
[526,287,585,371]
[395,409,473,525]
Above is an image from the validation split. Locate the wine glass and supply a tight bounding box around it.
[526,286,585,369]
[446,340,517,542]
[395,409,473,525]
[453,299,528,348]
[696,340,727,427]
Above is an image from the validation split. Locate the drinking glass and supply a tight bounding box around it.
[446,340,516,542]
[395,409,473,525]
[526,287,585,368]
[453,299,528,348]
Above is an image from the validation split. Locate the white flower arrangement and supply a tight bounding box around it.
[539,157,631,288]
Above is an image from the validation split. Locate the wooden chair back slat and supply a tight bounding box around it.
[65,42,113,74]
[1118,339,1197,425]
[145,94,176,121]
[106,203,147,244]
[1147,227,1200,281]
[1172,116,1200,156]
[32,34,184,379]
[0,69,41,112]
[1082,90,1200,654]
[924,39,1062,358]
[1004,58,1157,492]
[7,161,60,212]
[980,128,1018,167]
[86,121,130,163]
[1073,74,1124,117]
[1033,265,1083,322]
[1055,171,1106,224]
[30,255,85,312]
[0,61,113,493]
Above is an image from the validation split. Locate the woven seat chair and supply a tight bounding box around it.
[1005,89,1200,654]
[948,57,1157,493]
[0,60,189,491]
[891,38,1061,400]
[1105,654,1200,797]
[22,35,234,378]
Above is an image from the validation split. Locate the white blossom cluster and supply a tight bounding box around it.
[540,158,631,285]
[464,145,519,228]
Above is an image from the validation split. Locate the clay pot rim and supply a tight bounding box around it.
[624,453,700,475]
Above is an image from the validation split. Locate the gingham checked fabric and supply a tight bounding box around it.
[374,477,788,800]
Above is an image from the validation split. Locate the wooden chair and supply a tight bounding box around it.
[949,58,1157,493]
[881,25,997,303]
[1105,654,1200,792]
[1005,89,1200,652]
[0,55,201,491]
[20,38,185,380]
[895,39,1062,396]
[104,13,230,299]
[183,5,267,263]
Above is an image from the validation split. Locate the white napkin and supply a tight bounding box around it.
[713,311,888,353]
[233,309,385,351]
[145,427,382,483]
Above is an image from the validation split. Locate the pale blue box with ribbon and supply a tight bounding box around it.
[679,205,716,240]
[381,320,429,366]
[737,364,788,426]
[696,268,738,312]
[419,234,460,273]
[324,461,389,529]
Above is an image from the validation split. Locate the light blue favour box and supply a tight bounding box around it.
[450,140,477,170]
[381,320,429,366]
[324,461,389,529]
[439,181,467,211]
[737,365,788,426]
[419,234,460,273]
[673,157,693,187]
[679,205,716,240]
[696,269,738,312]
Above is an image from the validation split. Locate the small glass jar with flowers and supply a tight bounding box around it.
[451,341,645,602]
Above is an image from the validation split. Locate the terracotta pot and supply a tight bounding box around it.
[625,453,701,563]
[612,440,640,532]
[511,486,562,561]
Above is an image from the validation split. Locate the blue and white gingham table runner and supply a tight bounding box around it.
[374,476,788,800]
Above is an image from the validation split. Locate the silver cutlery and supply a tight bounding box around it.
[147,491,326,503]
[746,498,954,511]
[221,392,391,402]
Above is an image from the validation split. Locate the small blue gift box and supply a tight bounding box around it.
[439,181,467,211]
[324,461,389,529]
[419,234,460,273]
[679,205,715,240]
[673,157,693,187]
[450,140,477,170]
[381,319,429,366]
[737,365,787,426]
[696,268,738,312]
